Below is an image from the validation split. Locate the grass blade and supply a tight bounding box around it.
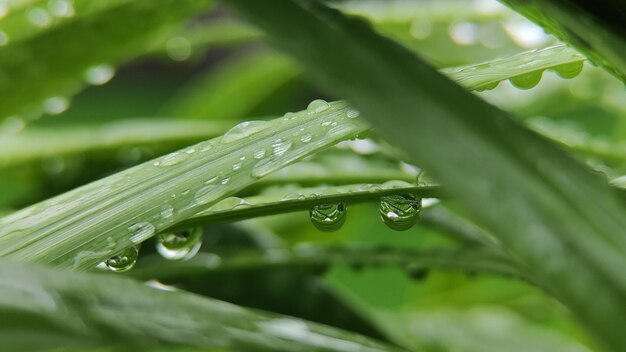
[0,260,404,352]
[225,1,626,349]
[0,101,368,270]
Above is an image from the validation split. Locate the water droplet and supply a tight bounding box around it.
[222,121,269,143]
[165,36,192,61]
[253,148,266,159]
[271,138,293,156]
[161,204,174,219]
[379,194,421,231]
[158,152,189,167]
[205,176,218,184]
[326,123,356,138]
[220,176,230,185]
[104,245,139,272]
[310,203,346,232]
[27,7,51,27]
[307,99,330,113]
[209,197,249,212]
[346,109,360,119]
[48,0,74,17]
[128,222,156,243]
[509,70,542,89]
[300,133,313,143]
[554,61,584,79]
[232,161,242,171]
[321,120,332,127]
[194,185,218,205]
[476,81,499,91]
[43,96,69,115]
[156,227,202,261]
[406,263,429,280]
[84,64,115,85]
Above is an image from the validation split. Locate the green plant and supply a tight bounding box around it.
[1,0,625,351]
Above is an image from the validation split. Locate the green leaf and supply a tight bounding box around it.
[499,0,626,83]
[0,101,368,270]
[0,0,212,121]
[225,1,626,350]
[0,119,231,168]
[0,260,404,352]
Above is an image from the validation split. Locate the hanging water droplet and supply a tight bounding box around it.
[346,109,360,119]
[253,148,266,159]
[158,152,189,167]
[310,203,346,232]
[128,222,156,243]
[165,36,192,61]
[271,138,293,156]
[84,64,115,85]
[476,81,499,91]
[553,61,584,79]
[509,70,542,89]
[379,194,421,231]
[307,99,330,113]
[222,121,269,143]
[104,245,139,272]
[300,133,313,143]
[156,227,203,261]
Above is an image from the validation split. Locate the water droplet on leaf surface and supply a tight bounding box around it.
[307,99,330,113]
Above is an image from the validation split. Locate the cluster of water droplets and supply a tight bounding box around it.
[308,193,422,232]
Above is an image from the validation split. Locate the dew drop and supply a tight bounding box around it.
[300,133,313,143]
[509,70,542,89]
[27,7,52,27]
[271,138,293,156]
[84,64,115,85]
[43,96,69,115]
[128,222,156,243]
[220,176,230,185]
[209,196,249,212]
[104,245,139,272]
[379,194,421,231]
[194,185,218,205]
[161,204,174,219]
[310,203,346,232]
[156,227,203,261]
[222,121,269,143]
[205,176,218,184]
[232,161,243,171]
[48,0,74,17]
[165,36,192,61]
[554,61,584,79]
[253,148,267,159]
[346,109,360,119]
[158,152,190,167]
[307,99,330,113]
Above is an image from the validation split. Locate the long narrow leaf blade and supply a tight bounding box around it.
[225,1,626,350]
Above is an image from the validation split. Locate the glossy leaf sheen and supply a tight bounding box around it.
[226,1,626,350]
